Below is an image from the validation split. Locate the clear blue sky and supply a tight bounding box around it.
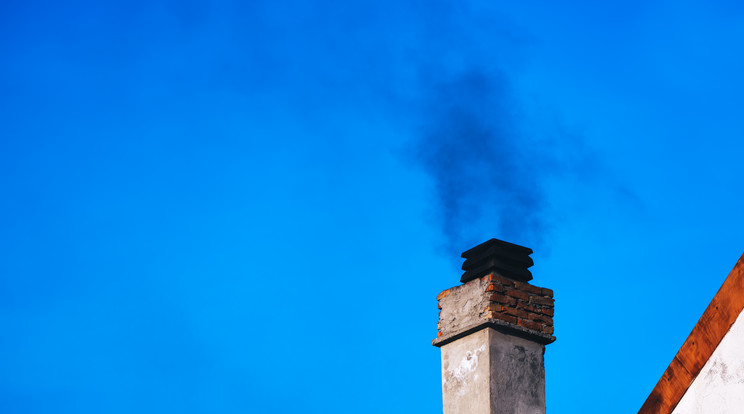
[2,1,743,413]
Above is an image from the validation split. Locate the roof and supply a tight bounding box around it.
[638,252,744,414]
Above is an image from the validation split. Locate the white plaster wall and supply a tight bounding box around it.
[673,309,744,414]
[440,328,546,414]
[441,329,491,414]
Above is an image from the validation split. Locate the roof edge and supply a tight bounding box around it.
[638,252,744,414]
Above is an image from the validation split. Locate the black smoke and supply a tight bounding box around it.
[412,68,547,255]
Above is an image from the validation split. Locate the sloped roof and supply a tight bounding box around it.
[639,253,744,413]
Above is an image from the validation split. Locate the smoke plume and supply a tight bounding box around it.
[413,68,546,254]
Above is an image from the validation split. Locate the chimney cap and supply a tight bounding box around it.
[460,238,534,283]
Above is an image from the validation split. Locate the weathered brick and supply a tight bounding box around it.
[526,311,543,322]
[438,302,442,310]
[541,288,554,298]
[530,296,554,306]
[541,307,554,317]
[436,289,451,301]
[490,312,517,324]
[504,307,529,319]
[505,289,530,301]
[522,283,544,295]
[517,319,543,332]
[543,325,554,335]
[488,273,515,287]
[489,293,517,306]
[516,301,538,313]
[486,303,504,313]
[532,313,553,326]
[486,283,505,293]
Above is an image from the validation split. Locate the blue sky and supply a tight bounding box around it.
[2,1,743,413]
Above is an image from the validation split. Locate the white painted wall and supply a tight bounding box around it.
[672,309,744,413]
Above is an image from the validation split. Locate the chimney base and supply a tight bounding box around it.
[440,327,546,414]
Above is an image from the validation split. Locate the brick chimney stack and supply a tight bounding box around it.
[434,239,555,414]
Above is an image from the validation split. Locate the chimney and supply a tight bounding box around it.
[434,239,556,414]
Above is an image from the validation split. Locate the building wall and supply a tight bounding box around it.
[672,309,744,413]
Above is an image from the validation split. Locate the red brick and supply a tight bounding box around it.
[504,307,529,319]
[438,331,443,337]
[486,283,505,293]
[486,303,504,313]
[516,301,538,313]
[436,289,451,301]
[526,311,543,322]
[484,310,507,319]
[541,288,554,298]
[438,302,442,310]
[490,312,517,324]
[541,307,555,317]
[531,313,553,326]
[530,296,554,306]
[543,325,554,335]
[505,289,530,301]
[488,273,515,287]
[489,293,517,306]
[517,319,543,332]
[522,283,544,295]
